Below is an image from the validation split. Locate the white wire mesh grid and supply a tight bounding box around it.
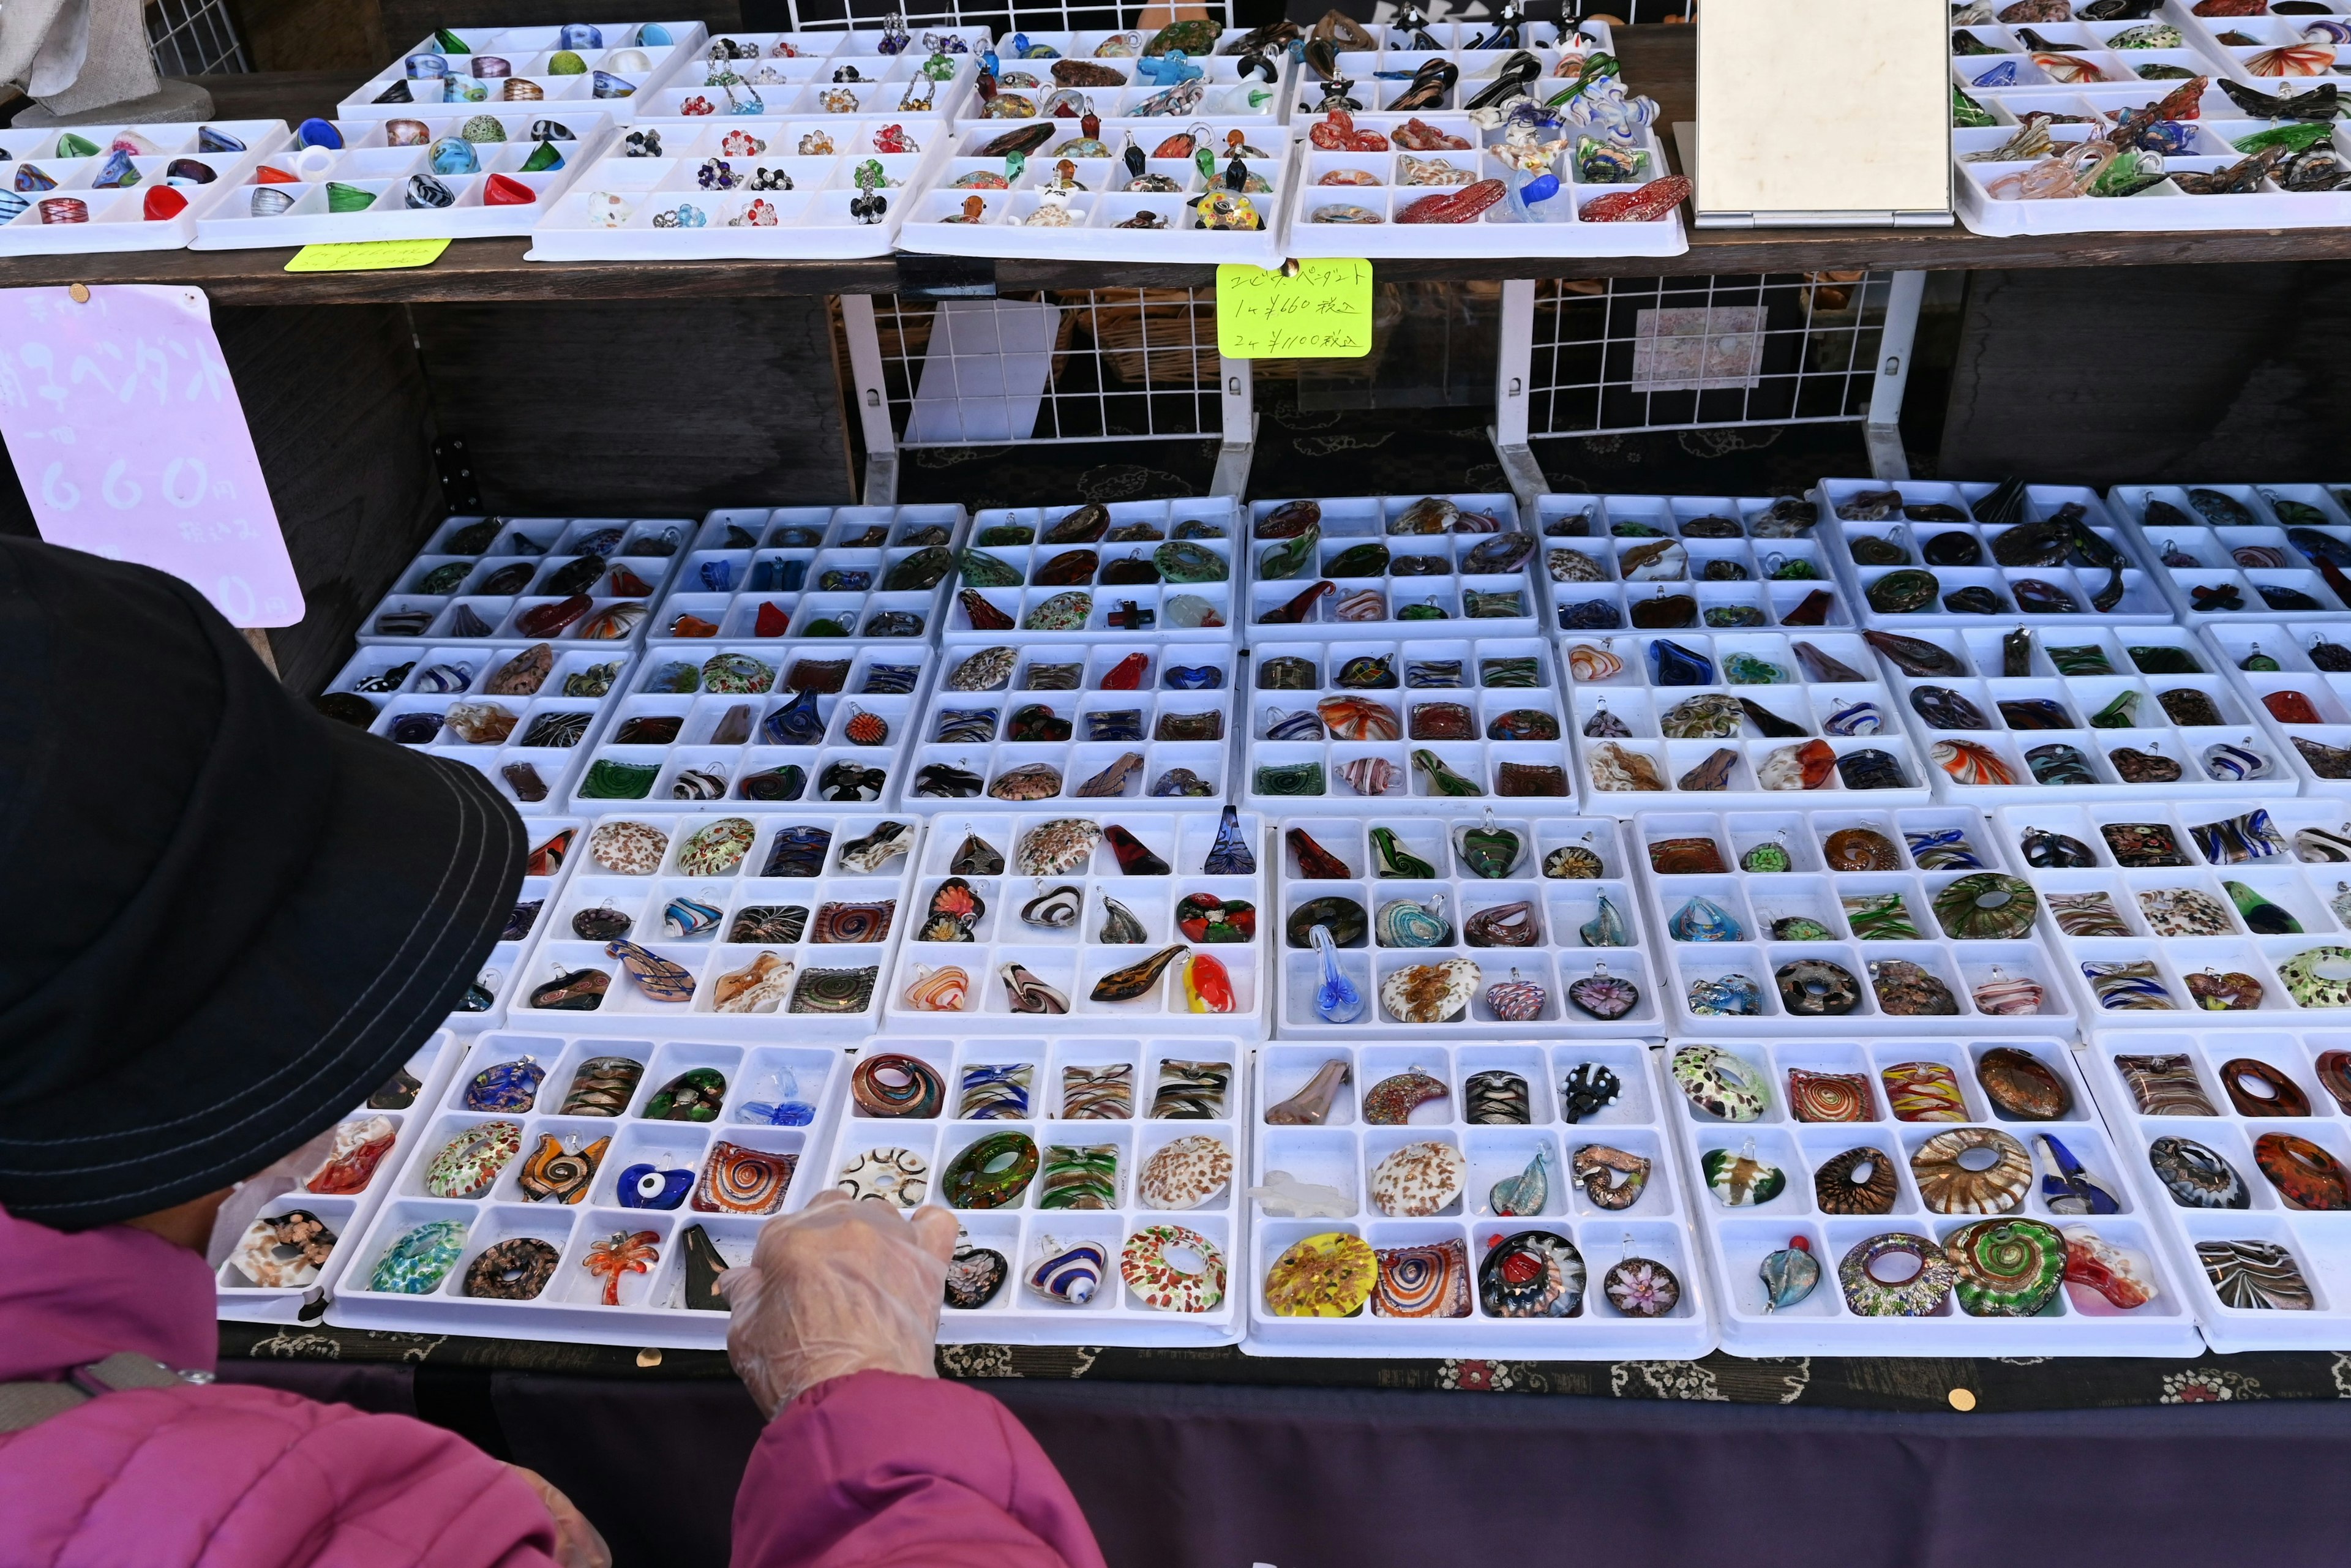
[147,0,249,75]
[1525,271,1891,439]
[782,0,1232,35]
[868,289,1228,447]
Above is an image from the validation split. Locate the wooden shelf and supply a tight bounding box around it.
[39,43,2350,304]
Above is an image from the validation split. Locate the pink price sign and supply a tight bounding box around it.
[0,284,301,628]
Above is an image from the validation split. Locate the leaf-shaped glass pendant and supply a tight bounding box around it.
[1378,894,1451,948]
[1411,749,1482,796]
[1203,804,1256,874]
[1490,1149,1548,1217]
[1580,892,1630,948]
[1455,814,1523,879]
[1098,896,1148,944]
[605,939,696,1003]
[1090,943,1190,1002]
[1371,826,1435,879]
[1309,925,1365,1024]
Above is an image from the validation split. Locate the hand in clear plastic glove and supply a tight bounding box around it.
[724,1190,959,1419]
[508,1465,613,1568]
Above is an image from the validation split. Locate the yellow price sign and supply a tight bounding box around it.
[285,239,452,272]
[1215,259,1374,359]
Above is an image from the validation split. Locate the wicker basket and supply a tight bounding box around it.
[1065,289,1223,388]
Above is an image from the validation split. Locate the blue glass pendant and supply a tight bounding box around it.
[664,893,723,939]
[465,1056,543,1111]
[1204,803,1256,874]
[618,1163,692,1209]
[1310,925,1365,1023]
[762,686,824,746]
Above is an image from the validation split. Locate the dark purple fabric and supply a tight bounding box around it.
[416,1371,2351,1568]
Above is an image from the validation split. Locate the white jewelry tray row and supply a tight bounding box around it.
[2078,1026,2351,1351]
[0,119,285,255]
[1630,806,2079,1038]
[570,642,938,812]
[945,538,1235,643]
[1990,798,2351,1027]
[898,116,1291,265]
[2109,481,2351,625]
[192,111,612,247]
[651,502,966,643]
[1662,1036,2199,1354]
[654,533,958,645]
[506,812,923,1038]
[1269,813,1666,1038]
[321,637,632,816]
[339,21,705,121]
[327,1029,848,1348]
[1282,110,1687,261]
[361,514,692,647]
[1537,492,1848,634]
[1245,1038,1715,1357]
[527,116,948,259]
[2200,618,2351,798]
[1564,628,1933,811]
[879,809,1267,1034]
[1866,620,2289,805]
[1245,492,1540,642]
[910,638,1237,809]
[1814,478,2170,629]
[213,1032,467,1324]
[815,1033,1251,1345]
[1241,634,1575,817]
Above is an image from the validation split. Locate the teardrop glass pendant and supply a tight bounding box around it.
[1098,895,1148,944]
[1371,826,1436,879]
[1378,892,1451,948]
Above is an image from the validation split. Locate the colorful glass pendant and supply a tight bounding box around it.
[1092,943,1188,1002]
[1377,894,1450,948]
[1761,1236,1821,1311]
[604,940,695,1002]
[530,966,608,1011]
[465,1057,543,1112]
[1000,962,1070,1015]
[1566,966,1638,1021]
[1579,893,1630,948]
[1455,816,1523,879]
[1490,1149,1549,1217]
[1309,926,1365,1023]
[1184,953,1236,1013]
[1364,1068,1448,1124]
[1486,969,1547,1021]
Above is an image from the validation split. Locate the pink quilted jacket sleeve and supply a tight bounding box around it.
[0,1382,561,1568]
[729,1371,1106,1568]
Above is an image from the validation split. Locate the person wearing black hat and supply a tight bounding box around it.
[0,539,1105,1568]
[0,538,608,1567]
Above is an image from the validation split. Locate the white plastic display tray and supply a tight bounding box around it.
[339,21,705,120]
[1284,108,1686,260]
[880,809,1265,1035]
[192,111,608,247]
[214,1032,466,1324]
[2110,481,2351,625]
[1991,798,2351,1027]
[815,1032,1248,1345]
[650,503,964,643]
[2200,618,2351,797]
[1244,493,1539,641]
[528,116,944,259]
[1564,629,1932,811]
[360,514,691,647]
[2079,1026,2351,1351]
[1865,618,2281,804]
[0,120,285,254]
[969,38,1286,122]
[467,818,590,1022]
[910,637,1235,809]
[1953,105,2351,236]
[571,642,937,811]
[1662,1035,2198,1354]
[2162,0,2346,86]
[630,33,981,122]
[330,1028,847,1347]
[1245,1038,1714,1357]
[948,536,1234,640]
[899,116,1289,265]
[1816,478,2168,629]
[1634,805,2077,1038]
[1539,493,1844,639]
[511,811,920,1036]
[321,637,632,816]
[1271,812,1665,1038]
[1243,635,1572,815]
[939,500,1238,640]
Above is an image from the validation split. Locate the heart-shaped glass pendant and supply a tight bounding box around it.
[1567,965,1639,1021]
[1455,815,1524,879]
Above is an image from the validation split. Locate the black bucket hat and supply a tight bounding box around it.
[0,538,524,1228]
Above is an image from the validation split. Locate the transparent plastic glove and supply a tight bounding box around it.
[723,1190,959,1419]
[508,1465,613,1568]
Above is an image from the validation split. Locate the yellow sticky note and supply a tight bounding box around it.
[1215,259,1374,360]
[285,239,452,272]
